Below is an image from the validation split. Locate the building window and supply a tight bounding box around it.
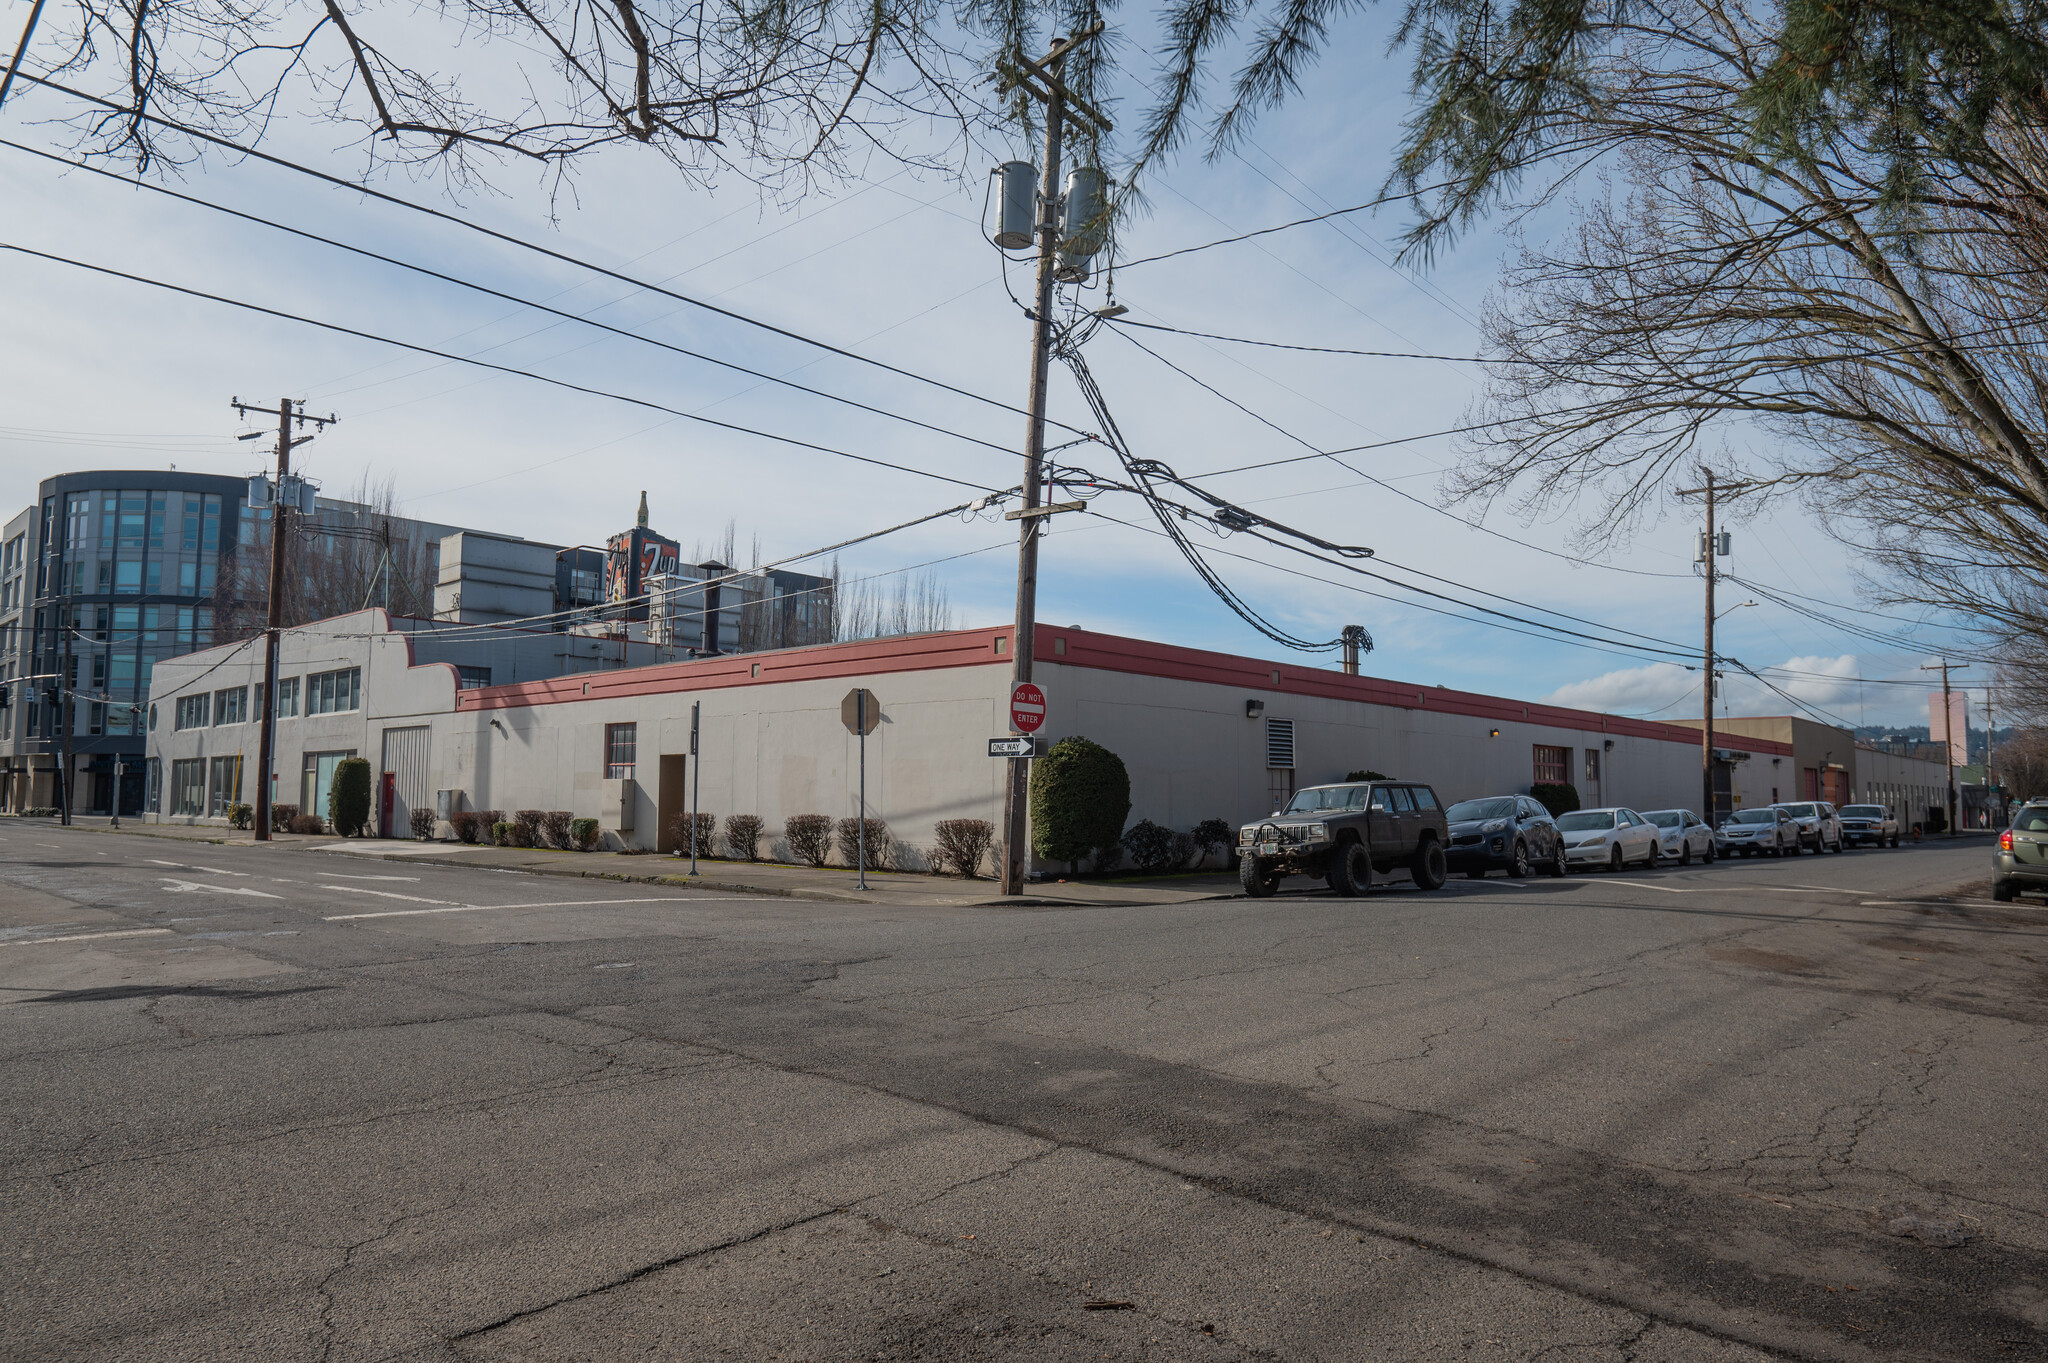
[307,667,361,715]
[207,755,242,816]
[276,676,299,717]
[214,686,247,724]
[1265,717,1295,770]
[1585,748,1601,787]
[170,759,206,816]
[301,750,357,821]
[1533,744,1570,785]
[456,666,492,690]
[175,693,210,730]
[604,723,637,779]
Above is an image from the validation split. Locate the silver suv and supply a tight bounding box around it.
[1772,801,1845,853]
[1993,801,2048,902]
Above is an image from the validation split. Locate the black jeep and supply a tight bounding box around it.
[1237,780,1450,897]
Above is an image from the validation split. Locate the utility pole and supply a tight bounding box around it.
[57,621,73,826]
[1676,474,1739,824]
[994,22,1108,897]
[1920,658,1968,834]
[235,397,335,840]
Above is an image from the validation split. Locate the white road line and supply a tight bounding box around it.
[1,928,175,947]
[148,859,186,867]
[319,885,461,905]
[325,896,736,921]
[318,874,421,882]
[158,878,283,899]
[1451,879,1533,890]
[1602,879,1697,894]
[188,866,249,877]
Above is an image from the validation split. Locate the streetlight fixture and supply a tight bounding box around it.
[1717,598,1758,621]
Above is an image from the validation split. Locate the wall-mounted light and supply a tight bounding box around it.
[1604,739,1615,751]
[1489,728,1500,738]
[490,718,506,735]
[1245,699,1265,719]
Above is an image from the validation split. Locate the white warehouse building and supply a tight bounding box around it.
[143,609,1946,867]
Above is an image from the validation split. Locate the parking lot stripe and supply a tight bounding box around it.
[2,928,175,947]
[318,885,461,905]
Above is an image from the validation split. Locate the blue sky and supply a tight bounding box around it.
[0,0,1978,730]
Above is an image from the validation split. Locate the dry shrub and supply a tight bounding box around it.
[724,814,763,861]
[931,818,994,877]
[784,814,832,867]
[835,817,891,871]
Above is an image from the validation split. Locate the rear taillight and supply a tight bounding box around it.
[2000,830,2014,851]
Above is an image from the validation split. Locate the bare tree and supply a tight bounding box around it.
[1993,728,2048,799]
[829,558,951,639]
[217,470,438,637]
[1442,0,2048,663]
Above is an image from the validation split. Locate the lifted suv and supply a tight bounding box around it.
[1238,781,1449,897]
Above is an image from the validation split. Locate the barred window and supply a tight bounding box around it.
[1533,745,1570,785]
[605,723,637,779]
[457,666,492,690]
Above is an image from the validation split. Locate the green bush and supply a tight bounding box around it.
[1122,818,1177,874]
[1530,782,1581,817]
[1345,769,1390,782]
[1031,736,1130,873]
[569,817,600,850]
[228,803,254,830]
[492,821,516,846]
[328,757,373,837]
[1191,818,1233,867]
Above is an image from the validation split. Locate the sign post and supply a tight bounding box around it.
[688,701,701,876]
[840,688,882,891]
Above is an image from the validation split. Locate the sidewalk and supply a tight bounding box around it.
[32,817,1244,908]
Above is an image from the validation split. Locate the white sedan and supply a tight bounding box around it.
[1556,807,1663,871]
[1641,809,1717,865]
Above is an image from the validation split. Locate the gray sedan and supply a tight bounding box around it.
[1718,807,1798,856]
[1642,809,1716,864]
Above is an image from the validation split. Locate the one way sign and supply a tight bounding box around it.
[988,737,1036,758]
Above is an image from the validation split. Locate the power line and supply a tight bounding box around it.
[0,138,1030,464]
[1106,315,1514,362]
[16,74,1095,440]
[1,242,1003,495]
[1114,181,1449,271]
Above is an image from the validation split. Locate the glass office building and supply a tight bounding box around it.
[0,472,247,815]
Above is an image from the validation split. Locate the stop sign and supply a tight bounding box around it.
[1009,682,1046,733]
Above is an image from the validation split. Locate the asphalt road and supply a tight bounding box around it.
[1,825,2041,1362]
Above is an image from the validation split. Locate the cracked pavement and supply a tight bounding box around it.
[1,823,2043,1360]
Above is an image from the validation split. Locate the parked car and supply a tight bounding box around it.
[1555,807,1662,871]
[1238,780,1449,897]
[1444,794,1569,878]
[1993,800,2048,901]
[1718,806,1798,856]
[1838,803,1901,848]
[1641,809,1716,865]
[1772,801,1845,853]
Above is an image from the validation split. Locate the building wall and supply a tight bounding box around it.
[1854,743,1954,829]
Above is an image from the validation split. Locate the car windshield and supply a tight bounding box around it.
[1780,803,1818,818]
[1446,797,1516,821]
[1842,805,1884,818]
[2013,807,2048,833]
[1283,786,1361,814]
[1556,811,1615,832]
[1729,810,1776,825]
[1643,811,1683,829]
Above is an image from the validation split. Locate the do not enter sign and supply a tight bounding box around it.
[1010,682,1046,733]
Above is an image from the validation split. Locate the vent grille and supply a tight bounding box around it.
[1265,717,1295,770]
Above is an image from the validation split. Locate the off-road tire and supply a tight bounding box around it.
[1239,856,1278,898]
[1509,840,1530,878]
[1410,838,1448,891]
[1328,840,1372,897]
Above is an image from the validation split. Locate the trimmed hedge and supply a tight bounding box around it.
[328,758,373,837]
[785,814,832,867]
[1030,736,1130,873]
[724,814,763,861]
[569,817,600,850]
[1529,782,1581,817]
[931,818,994,877]
[835,817,891,871]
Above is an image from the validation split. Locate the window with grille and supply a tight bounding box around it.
[605,722,637,779]
[1533,744,1569,784]
[1265,717,1295,769]
[1585,748,1602,785]
[307,667,361,714]
[457,666,492,690]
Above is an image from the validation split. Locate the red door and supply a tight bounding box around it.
[379,772,396,838]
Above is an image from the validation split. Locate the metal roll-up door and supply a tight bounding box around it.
[381,726,431,836]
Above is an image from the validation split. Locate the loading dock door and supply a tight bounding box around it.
[380,726,431,838]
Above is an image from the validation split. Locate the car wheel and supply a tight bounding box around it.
[1608,845,1624,872]
[1889,834,1899,848]
[1328,840,1372,898]
[1786,836,1800,856]
[1679,840,1692,866]
[1644,841,1660,868]
[1239,857,1279,898]
[1411,838,1448,891]
[1992,880,2017,902]
[1831,836,1844,853]
[1548,842,1569,877]
[1704,840,1716,864]
[1509,840,1530,878]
